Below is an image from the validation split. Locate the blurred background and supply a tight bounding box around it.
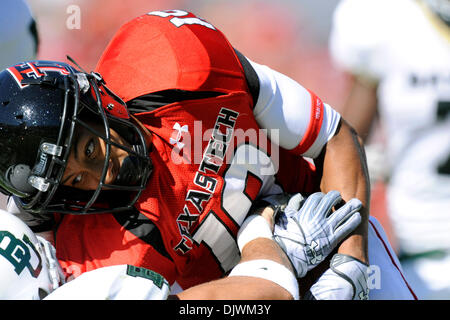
[23,0,390,243]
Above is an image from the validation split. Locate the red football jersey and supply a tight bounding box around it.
[55,92,317,288]
[55,10,319,289]
[55,212,178,284]
[133,92,317,288]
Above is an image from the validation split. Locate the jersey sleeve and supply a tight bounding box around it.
[44,265,170,300]
[249,59,341,159]
[329,0,391,81]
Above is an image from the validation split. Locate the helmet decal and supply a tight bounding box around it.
[6,61,71,89]
[0,230,42,278]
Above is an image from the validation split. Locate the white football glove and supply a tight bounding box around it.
[303,253,370,300]
[273,191,362,278]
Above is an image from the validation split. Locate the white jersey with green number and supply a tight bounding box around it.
[330,0,450,255]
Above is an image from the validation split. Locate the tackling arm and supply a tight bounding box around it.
[317,118,370,263]
[176,238,296,300]
[176,206,297,300]
[248,58,371,264]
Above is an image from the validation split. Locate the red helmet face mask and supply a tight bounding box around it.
[0,60,152,217]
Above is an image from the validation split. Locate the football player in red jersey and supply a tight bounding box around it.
[0,10,370,297]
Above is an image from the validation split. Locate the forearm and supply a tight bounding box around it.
[243,206,292,265]
[319,119,370,263]
[177,208,297,300]
[177,238,295,300]
[176,273,294,300]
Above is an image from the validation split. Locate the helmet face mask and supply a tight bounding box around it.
[0,61,152,216]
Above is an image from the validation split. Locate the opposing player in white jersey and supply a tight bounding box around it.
[330,0,450,299]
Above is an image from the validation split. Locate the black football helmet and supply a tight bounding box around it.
[0,60,152,216]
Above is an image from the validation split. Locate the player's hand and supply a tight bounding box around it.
[303,253,370,300]
[273,191,362,278]
[250,193,292,230]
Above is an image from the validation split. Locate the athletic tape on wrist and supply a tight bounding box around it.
[229,259,299,300]
[237,214,273,252]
